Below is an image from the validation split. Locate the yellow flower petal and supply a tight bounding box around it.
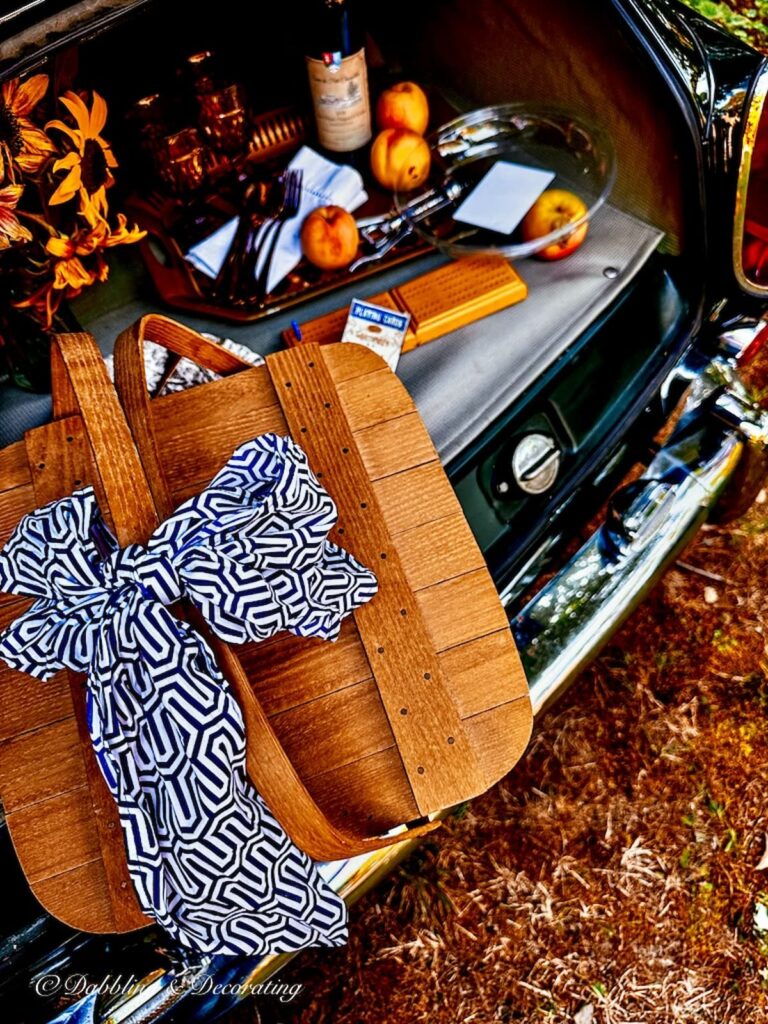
[99,141,118,169]
[53,151,79,172]
[0,183,24,206]
[90,91,108,136]
[46,235,75,258]
[45,118,84,150]
[59,92,91,134]
[48,165,82,205]
[11,74,48,116]
[58,256,96,291]
[18,119,55,154]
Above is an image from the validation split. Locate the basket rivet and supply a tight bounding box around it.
[400,707,408,715]
[300,426,307,433]
[447,736,455,745]
[417,766,425,774]
[308,361,315,368]
[37,462,45,470]
[380,552,387,559]
[66,436,74,443]
[285,381,292,388]
[74,478,82,486]
[342,446,349,454]
[324,401,331,409]
[400,608,407,616]
[338,527,345,535]
[377,646,385,654]
[360,501,367,509]
[423,672,431,680]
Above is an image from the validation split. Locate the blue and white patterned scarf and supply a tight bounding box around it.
[0,434,378,955]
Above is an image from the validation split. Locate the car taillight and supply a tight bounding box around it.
[735,68,768,295]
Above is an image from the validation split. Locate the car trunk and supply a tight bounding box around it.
[0,0,704,520]
[0,0,702,587]
[0,3,719,1017]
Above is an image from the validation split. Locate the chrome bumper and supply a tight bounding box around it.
[513,347,768,714]
[102,343,768,1024]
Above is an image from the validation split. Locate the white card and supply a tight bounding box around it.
[341,299,411,372]
[453,161,555,235]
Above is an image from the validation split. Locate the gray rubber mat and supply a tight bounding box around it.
[0,202,662,459]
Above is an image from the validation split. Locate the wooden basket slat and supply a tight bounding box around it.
[439,630,531,717]
[353,413,437,481]
[0,717,85,807]
[304,746,420,832]
[240,618,369,717]
[321,341,385,382]
[267,345,486,816]
[0,665,73,741]
[0,485,36,549]
[0,442,32,492]
[372,463,460,535]
[272,679,391,781]
[394,513,488,592]
[464,698,534,785]
[265,629,531,791]
[9,786,103,881]
[25,416,97,508]
[416,569,511,652]
[305,748,419,832]
[33,860,115,933]
[151,405,287,503]
[332,369,414,431]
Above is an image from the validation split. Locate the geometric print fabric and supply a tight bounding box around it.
[0,435,378,954]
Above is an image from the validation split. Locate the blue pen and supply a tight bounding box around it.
[291,320,302,342]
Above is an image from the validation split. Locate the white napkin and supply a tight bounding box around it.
[186,146,368,296]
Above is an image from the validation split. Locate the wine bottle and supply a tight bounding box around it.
[304,0,372,159]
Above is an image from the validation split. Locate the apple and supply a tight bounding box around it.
[376,81,430,135]
[520,189,589,261]
[300,206,360,271]
[370,128,431,192]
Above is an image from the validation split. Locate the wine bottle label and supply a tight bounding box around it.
[306,46,372,152]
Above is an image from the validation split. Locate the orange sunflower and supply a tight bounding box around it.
[47,91,117,209]
[0,74,56,180]
[0,183,32,250]
[14,198,145,326]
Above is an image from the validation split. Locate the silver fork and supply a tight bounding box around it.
[252,168,303,304]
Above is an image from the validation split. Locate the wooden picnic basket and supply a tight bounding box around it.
[0,316,532,934]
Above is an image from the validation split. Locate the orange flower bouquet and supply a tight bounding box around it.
[0,74,145,388]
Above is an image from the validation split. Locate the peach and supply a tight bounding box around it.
[520,188,589,261]
[376,81,430,135]
[300,205,359,270]
[370,128,431,192]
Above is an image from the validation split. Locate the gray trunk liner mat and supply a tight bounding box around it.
[0,202,662,458]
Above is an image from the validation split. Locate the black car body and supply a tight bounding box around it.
[1,1,768,1021]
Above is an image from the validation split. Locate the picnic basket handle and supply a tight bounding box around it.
[51,331,161,544]
[110,315,441,861]
[113,314,254,519]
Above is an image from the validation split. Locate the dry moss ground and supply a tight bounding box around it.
[246,497,768,1024]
